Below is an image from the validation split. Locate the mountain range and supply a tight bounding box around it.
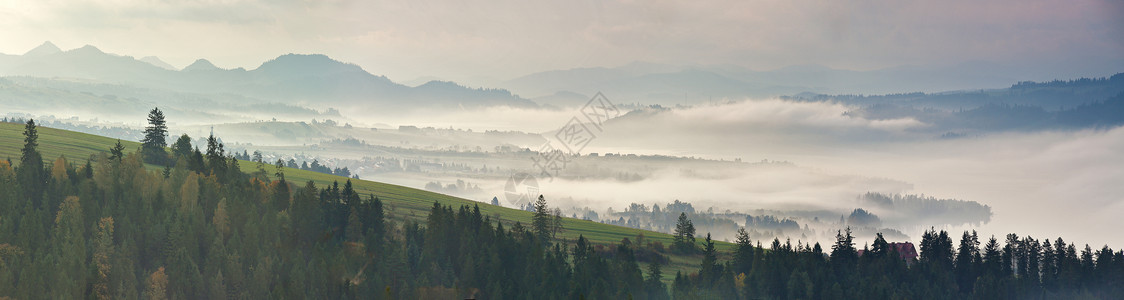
[500,61,1120,106]
[0,42,537,112]
[2,41,1121,114]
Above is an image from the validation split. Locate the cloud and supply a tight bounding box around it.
[537,163,913,214]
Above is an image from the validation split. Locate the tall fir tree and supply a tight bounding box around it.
[672,212,696,254]
[532,195,551,243]
[17,119,44,208]
[955,230,980,294]
[732,228,754,275]
[141,107,169,165]
[171,134,193,160]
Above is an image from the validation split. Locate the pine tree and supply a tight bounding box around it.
[109,139,125,161]
[955,230,980,294]
[733,228,754,275]
[982,236,1002,277]
[205,134,226,176]
[172,134,193,159]
[672,212,696,254]
[17,119,44,207]
[141,107,169,165]
[700,233,719,284]
[831,227,858,276]
[274,159,285,182]
[870,232,890,259]
[531,195,551,243]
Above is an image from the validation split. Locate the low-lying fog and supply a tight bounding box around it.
[10,95,1119,248]
[345,99,1124,248]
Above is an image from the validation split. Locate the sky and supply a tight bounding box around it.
[2,0,1122,86]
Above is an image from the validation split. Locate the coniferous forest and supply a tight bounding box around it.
[1,115,1123,299]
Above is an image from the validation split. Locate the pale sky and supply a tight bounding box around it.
[2,0,1122,85]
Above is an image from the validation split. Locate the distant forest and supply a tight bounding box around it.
[1,115,1122,299]
[859,192,992,228]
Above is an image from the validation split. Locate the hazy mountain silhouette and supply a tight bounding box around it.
[139,56,177,70]
[23,41,62,57]
[502,61,1092,105]
[183,58,222,71]
[0,42,536,112]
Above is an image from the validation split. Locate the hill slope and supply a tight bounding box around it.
[0,120,732,280]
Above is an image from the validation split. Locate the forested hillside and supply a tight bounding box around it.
[1,118,1122,299]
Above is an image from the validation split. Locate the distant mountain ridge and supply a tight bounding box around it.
[505,60,1124,106]
[0,41,537,112]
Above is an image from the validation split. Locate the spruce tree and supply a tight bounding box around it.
[700,233,719,284]
[733,228,754,275]
[532,195,551,243]
[141,107,169,165]
[204,134,226,176]
[673,212,696,254]
[830,227,857,270]
[109,140,125,161]
[17,119,44,207]
[955,230,980,294]
[171,134,192,159]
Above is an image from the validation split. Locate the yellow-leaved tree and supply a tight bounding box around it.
[50,156,68,182]
[92,217,115,300]
[180,173,200,213]
[145,267,168,300]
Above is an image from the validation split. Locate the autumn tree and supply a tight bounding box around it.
[92,217,115,300]
[145,267,168,300]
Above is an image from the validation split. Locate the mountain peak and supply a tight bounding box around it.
[183,59,220,71]
[255,53,364,75]
[24,41,62,56]
[66,45,107,56]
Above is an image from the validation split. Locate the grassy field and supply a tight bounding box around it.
[0,121,735,281]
